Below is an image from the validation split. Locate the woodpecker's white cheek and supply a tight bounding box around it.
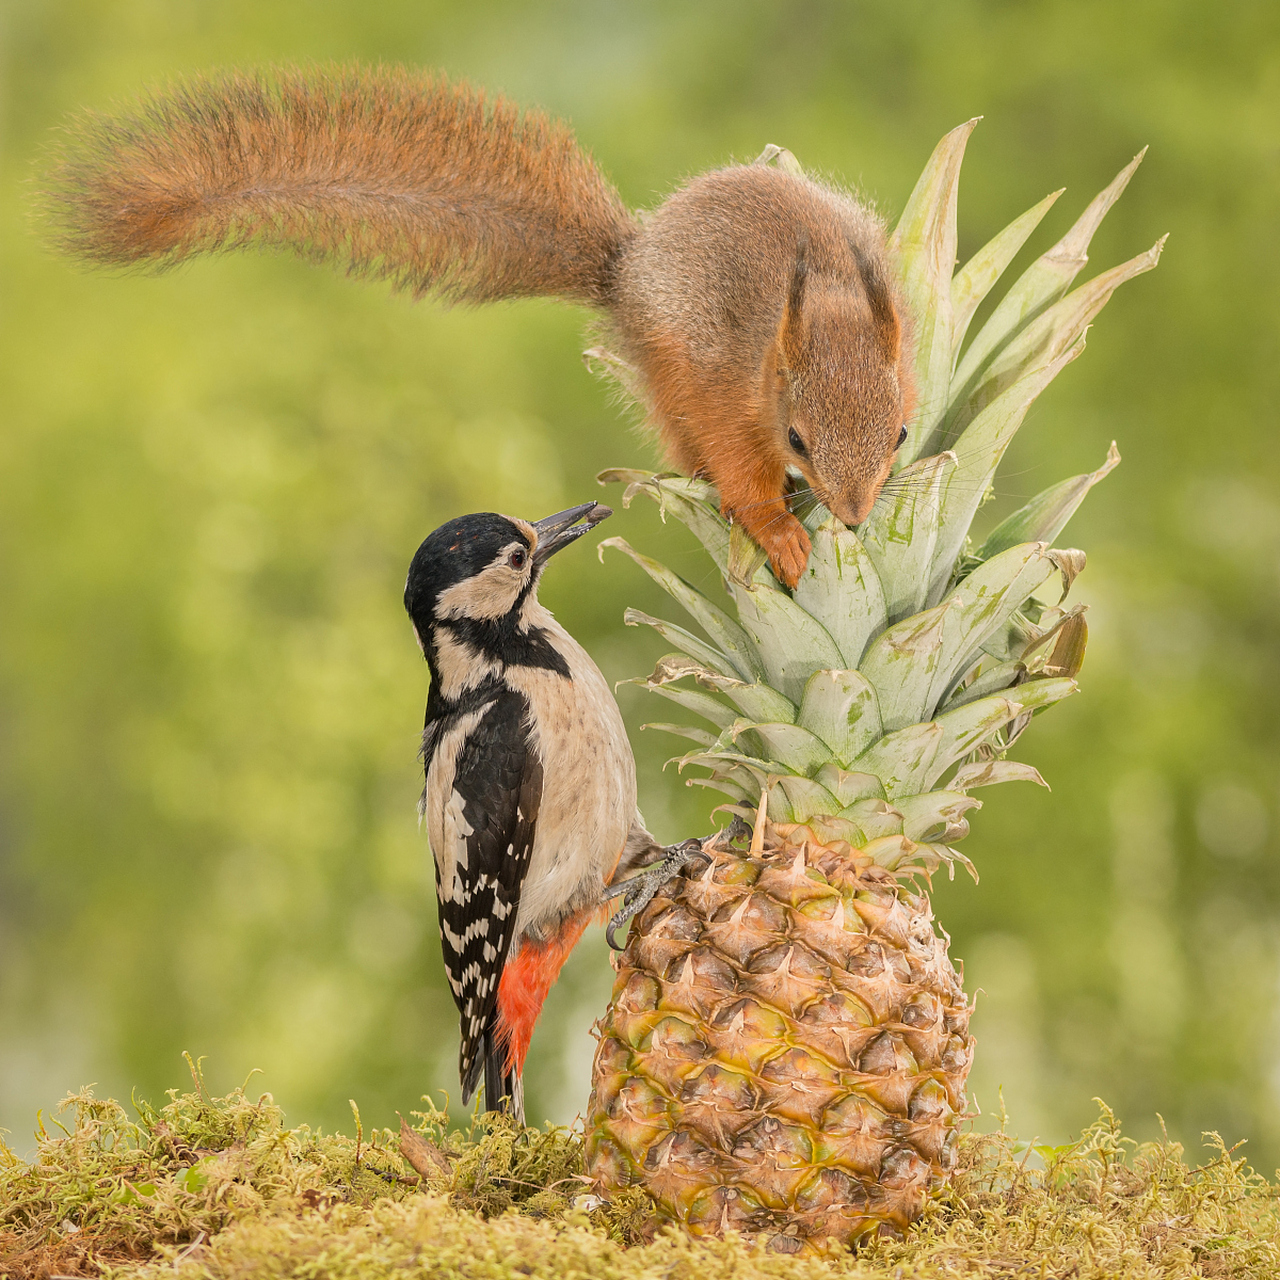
[436,545,529,621]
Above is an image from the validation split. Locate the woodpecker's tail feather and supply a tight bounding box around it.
[462,1024,524,1125]
[459,919,594,1125]
[41,64,638,307]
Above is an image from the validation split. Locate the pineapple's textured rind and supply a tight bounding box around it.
[586,824,971,1253]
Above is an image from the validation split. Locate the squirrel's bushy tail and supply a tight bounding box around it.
[41,64,638,306]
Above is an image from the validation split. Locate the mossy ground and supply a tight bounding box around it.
[2,1061,1278,1279]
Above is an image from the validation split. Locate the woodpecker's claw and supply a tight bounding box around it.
[605,838,706,951]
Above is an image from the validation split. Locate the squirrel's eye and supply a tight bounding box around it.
[509,548,527,570]
[788,427,807,455]
[896,425,908,449]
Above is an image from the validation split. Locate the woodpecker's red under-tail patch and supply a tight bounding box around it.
[497,915,592,1076]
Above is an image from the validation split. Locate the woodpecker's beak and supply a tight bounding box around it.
[531,502,612,568]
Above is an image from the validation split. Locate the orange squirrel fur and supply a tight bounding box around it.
[42,65,914,586]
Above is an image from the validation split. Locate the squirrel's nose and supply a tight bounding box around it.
[835,491,876,528]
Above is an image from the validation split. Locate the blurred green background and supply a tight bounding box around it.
[2,0,1279,1169]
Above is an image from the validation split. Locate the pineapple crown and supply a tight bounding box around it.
[599,121,1163,877]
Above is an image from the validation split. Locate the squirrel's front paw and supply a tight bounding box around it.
[762,516,812,589]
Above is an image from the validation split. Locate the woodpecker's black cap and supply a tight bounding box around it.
[404,503,611,629]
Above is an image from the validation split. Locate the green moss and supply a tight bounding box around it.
[3,1069,1278,1279]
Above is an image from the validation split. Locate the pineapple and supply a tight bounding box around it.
[584,122,1163,1252]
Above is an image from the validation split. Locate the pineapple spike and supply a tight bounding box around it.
[751,790,768,853]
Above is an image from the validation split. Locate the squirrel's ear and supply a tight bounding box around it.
[851,241,901,364]
[779,234,809,363]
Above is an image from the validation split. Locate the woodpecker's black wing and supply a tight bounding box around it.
[428,686,541,1107]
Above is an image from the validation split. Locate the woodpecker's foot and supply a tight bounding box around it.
[605,838,706,950]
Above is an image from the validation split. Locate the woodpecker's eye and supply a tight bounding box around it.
[896,425,908,448]
[509,547,527,570]
[788,427,807,456]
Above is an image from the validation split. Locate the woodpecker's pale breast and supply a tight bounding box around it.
[504,600,637,942]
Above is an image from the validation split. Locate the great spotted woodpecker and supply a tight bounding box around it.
[404,501,669,1120]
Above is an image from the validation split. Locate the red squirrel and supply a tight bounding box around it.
[42,65,914,587]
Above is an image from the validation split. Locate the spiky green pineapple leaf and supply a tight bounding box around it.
[979,442,1120,560]
[676,748,796,790]
[947,236,1165,441]
[930,694,1030,774]
[727,522,772,588]
[890,118,978,460]
[753,142,804,176]
[796,669,882,766]
[623,608,741,681]
[793,518,887,667]
[862,541,1060,730]
[950,149,1147,401]
[728,581,845,703]
[732,720,833,776]
[686,775,753,803]
[854,676,1076,799]
[642,722,717,747]
[895,791,983,842]
[950,188,1064,361]
[863,835,924,871]
[936,677,1077,782]
[860,451,955,621]
[928,344,1084,603]
[640,654,798,724]
[950,759,1049,790]
[854,721,942,800]
[602,537,765,682]
[624,675,737,730]
[693,761,762,800]
[799,815,872,846]
[927,542,1063,709]
[859,599,951,732]
[842,796,904,839]
[705,679,796,726]
[941,658,1027,711]
[813,765,884,806]
[774,775,845,824]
